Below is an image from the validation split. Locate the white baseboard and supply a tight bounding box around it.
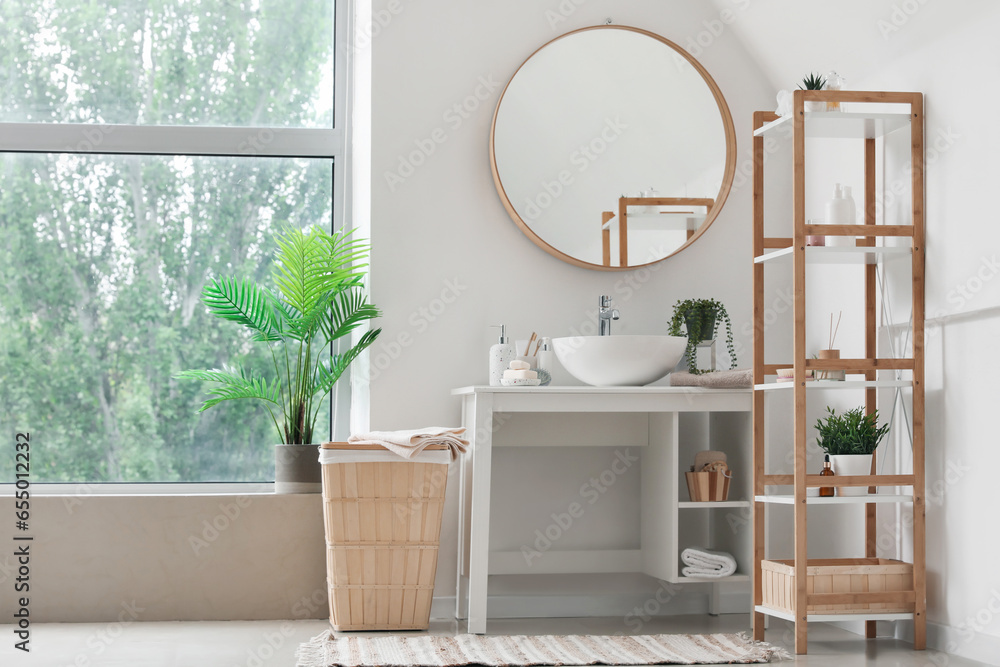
[896,619,1000,666]
[824,617,1000,666]
[432,588,750,625]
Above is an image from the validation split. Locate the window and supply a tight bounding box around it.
[0,0,348,483]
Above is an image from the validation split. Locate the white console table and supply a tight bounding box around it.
[452,386,753,634]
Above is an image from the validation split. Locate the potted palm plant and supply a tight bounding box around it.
[814,406,890,496]
[667,298,737,375]
[177,225,381,493]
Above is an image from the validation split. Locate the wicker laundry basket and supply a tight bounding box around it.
[320,442,450,631]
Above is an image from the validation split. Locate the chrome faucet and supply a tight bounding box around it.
[598,295,620,336]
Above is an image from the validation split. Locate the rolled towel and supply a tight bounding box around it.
[347,426,468,461]
[681,547,737,578]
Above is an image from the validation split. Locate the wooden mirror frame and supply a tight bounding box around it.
[489,25,737,271]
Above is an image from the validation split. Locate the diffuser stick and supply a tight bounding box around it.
[829,311,842,349]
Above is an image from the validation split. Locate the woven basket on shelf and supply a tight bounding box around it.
[320,443,449,631]
[761,558,914,614]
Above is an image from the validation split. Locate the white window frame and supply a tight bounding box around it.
[0,0,357,494]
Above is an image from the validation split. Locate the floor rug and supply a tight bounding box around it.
[295,632,790,666]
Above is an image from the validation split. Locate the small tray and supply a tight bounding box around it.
[500,377,541,387]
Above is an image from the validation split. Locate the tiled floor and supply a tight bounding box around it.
[0,615,988,666]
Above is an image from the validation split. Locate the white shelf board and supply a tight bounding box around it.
[673,573,750,584]
[755,605,914,623]
[753,111,912,140]
[754,379,911,391]
[755,494,913,505]
[602,213,705,231]
[678,500,751,509]
[754,245,912,265]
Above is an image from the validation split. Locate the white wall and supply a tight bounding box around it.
[721,0,1000,661]
[0,0,776,628]
[365,0,775,615]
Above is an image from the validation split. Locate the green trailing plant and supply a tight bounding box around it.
[814,406,890,456]
[177,225,381,444]
[667,298,737,374]
[798,72,826,90]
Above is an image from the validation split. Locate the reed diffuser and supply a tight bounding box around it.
[816,311,845,381]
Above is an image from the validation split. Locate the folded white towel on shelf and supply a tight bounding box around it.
[681,547,737,579]
[347,426,468,461]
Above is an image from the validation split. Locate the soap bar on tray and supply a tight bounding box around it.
[503,368,538,380]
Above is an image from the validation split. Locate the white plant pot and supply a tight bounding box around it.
[804,100,826,112]
[829,453,875,496]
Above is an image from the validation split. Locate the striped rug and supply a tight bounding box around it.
[295,632,790,666]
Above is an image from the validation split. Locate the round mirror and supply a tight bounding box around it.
[490,26,736,270]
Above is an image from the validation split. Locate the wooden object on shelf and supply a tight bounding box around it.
[685,470,731,501]
[761,558,915,615]
[321,443,450,631]
[750,89,925,654]
[603,197,713,267]
[601,211,614,267]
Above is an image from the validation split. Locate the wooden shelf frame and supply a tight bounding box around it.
[602,197,714,267]
[751,89,926,655]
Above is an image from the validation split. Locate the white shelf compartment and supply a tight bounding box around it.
[678,500,751,509]
[754,245,912,265]
[754,379,911,391]
[753,111,912,140]
[755,604,914,623]
[755,494,912,506]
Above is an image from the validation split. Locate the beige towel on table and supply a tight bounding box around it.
[347,427,468,461]
[670,368,753,389]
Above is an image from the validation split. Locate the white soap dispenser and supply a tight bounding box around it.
[489,325,515,387]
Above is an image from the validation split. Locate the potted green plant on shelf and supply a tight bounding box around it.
[667,298,737,375]
[799,72,827,111]
[814,406,890,496]
[177,225,381,493]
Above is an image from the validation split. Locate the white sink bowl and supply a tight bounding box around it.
[552,335,688,387]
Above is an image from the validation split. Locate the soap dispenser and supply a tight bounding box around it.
[489,325,515,387]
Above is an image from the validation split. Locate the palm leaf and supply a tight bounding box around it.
[201,276,280,342]
[272,226,331,315]
[328,287,381,343]
[313,328,381,396]
[175,367,282,412]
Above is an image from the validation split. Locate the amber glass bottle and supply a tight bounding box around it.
[819,454,835,497]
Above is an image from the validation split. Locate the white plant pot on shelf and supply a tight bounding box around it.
[830,453,874,496]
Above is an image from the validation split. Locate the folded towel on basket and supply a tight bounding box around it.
[681,547,737,579]
[347,427,468,461]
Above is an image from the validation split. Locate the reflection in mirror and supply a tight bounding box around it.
[491,26,735,270]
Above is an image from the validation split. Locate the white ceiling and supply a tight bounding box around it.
[708,0,998,93]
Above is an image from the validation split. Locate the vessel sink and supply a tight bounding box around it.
[552,335,688,386]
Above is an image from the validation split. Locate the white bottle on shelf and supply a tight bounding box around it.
[824,184,856,247]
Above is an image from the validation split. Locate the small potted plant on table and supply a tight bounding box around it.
[668,298,737,375]
[814,406,890,496]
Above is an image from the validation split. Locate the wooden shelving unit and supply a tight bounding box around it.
[750,90,925,654]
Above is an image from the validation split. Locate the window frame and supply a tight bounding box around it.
[0,0,357,493]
